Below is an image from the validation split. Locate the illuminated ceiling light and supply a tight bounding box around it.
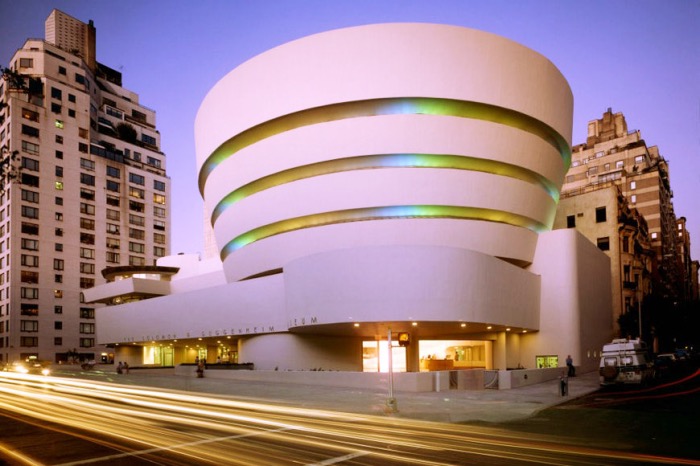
[522,330,528,333]
[173,339,178,342]
[506,328,511,332]
[412,322,418,326]
[226,336,231,339]
[460,323,467,328]
[353,323,360,327]
[198,338,202,341]
[487,325,492,330]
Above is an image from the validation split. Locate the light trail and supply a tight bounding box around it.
[0,372,698,465]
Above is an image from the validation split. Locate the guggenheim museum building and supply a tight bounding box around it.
[85,23,613,379]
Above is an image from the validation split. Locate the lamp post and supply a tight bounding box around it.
[385,328,398,413]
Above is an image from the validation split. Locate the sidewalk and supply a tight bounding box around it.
[52,366,600,424]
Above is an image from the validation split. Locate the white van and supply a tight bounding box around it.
[599,338,654,386]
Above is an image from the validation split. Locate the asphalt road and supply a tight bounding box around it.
[0,365,698,465]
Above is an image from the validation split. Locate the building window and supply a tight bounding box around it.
[21,140,40,155]
[107,166,120,178]
[55,306,63,314]
[80,308,95,319]
[154,220,166,231]
[80,188,95,201]
[142,134,157,146]
[106,238,120,250]
[20,271,39,283]
[129,256,146,266]
[566,215,575,228]
[129,201,144,213]
[22,173,40,187]
[20,287,39,299]
[55,274,63,283]
[147,156,161,168]
[56,150,63,159]
[129,242,145,253]
[631,195,636,204]
[19,58,33,68]
[21,125,39,137]
[622,237,630,253]
[21,205,39,219]
[20,337,39,347]
[154,180,166,191]
[106,252,120,263]
[80,338,95,348]
[54,337,63,346]
[51,87,62,100]
[154,246,165,257]
[106,223,120,235]
[58,66,66,75]
[80,262,95,274]
[51,103,62,114]
[56,212,63,221]
[129,214,144,226]
[21,303,38,316]
[56,197,63,206]
[21,222,39,235]
[54,289,63,298]
[154,233,166,244]
[80,248,95,259]
[154,206,166,218]
[107,209,120,221]
[129,187,144,198]
[54,259,64,270]
[21,238,39,251]
[597,237,610,251]
[651,232,658,239]
[106,196,120,207]
[20,320,39,332]
[79,218,94,231]
[21,254,39,267]
[80,173,95,186]
[80,278,95,289]
[595,207,606,223]
[80,203,95,215]
[22,157,39,171]
[80,233,95,245]
[153,194,166,205]
[56,135,63,144]
[634,155,644,164]
[80,158,95,171]
[129,228,145,240]
[129,173,145,185]
[22,108,39,122]
[54,321,62,330]
[21,189,39,203]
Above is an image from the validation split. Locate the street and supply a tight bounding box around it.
[0,367,698,465]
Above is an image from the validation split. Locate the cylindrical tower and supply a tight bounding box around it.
[195,23,573,282]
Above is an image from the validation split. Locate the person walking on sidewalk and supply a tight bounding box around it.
[566,354,575,377]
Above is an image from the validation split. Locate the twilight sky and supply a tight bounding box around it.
[1,0,699,259]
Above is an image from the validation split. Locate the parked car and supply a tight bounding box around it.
[3,359,51,376]
[653,353,677,374]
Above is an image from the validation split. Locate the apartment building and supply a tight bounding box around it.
[0,10,170,364]
[561,109,686,301]
[553,184,653,338]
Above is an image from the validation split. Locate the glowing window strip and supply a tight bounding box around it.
[211,153,560,225]
[199,97,571,193]
[220,205,546,260]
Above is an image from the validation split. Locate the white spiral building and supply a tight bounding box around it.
[89,23,613,379]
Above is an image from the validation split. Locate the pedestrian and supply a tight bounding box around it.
[559,371,568,396]
[117,361,123,374]
[566,354,575,377]
[196,361,205,378]
[123,362,130,374]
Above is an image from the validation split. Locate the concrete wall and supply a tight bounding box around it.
[522,229,613,373]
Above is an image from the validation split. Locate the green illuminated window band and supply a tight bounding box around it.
[210,153,560,225]
[220,205,547,261]
[199,97,571,193]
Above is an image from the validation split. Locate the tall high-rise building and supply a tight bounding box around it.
[0,10,170,364]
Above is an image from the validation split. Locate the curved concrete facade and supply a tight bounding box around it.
[195,23,573,281]
[91,23,618,377]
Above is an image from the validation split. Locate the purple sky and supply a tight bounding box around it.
[2,1,699,259]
